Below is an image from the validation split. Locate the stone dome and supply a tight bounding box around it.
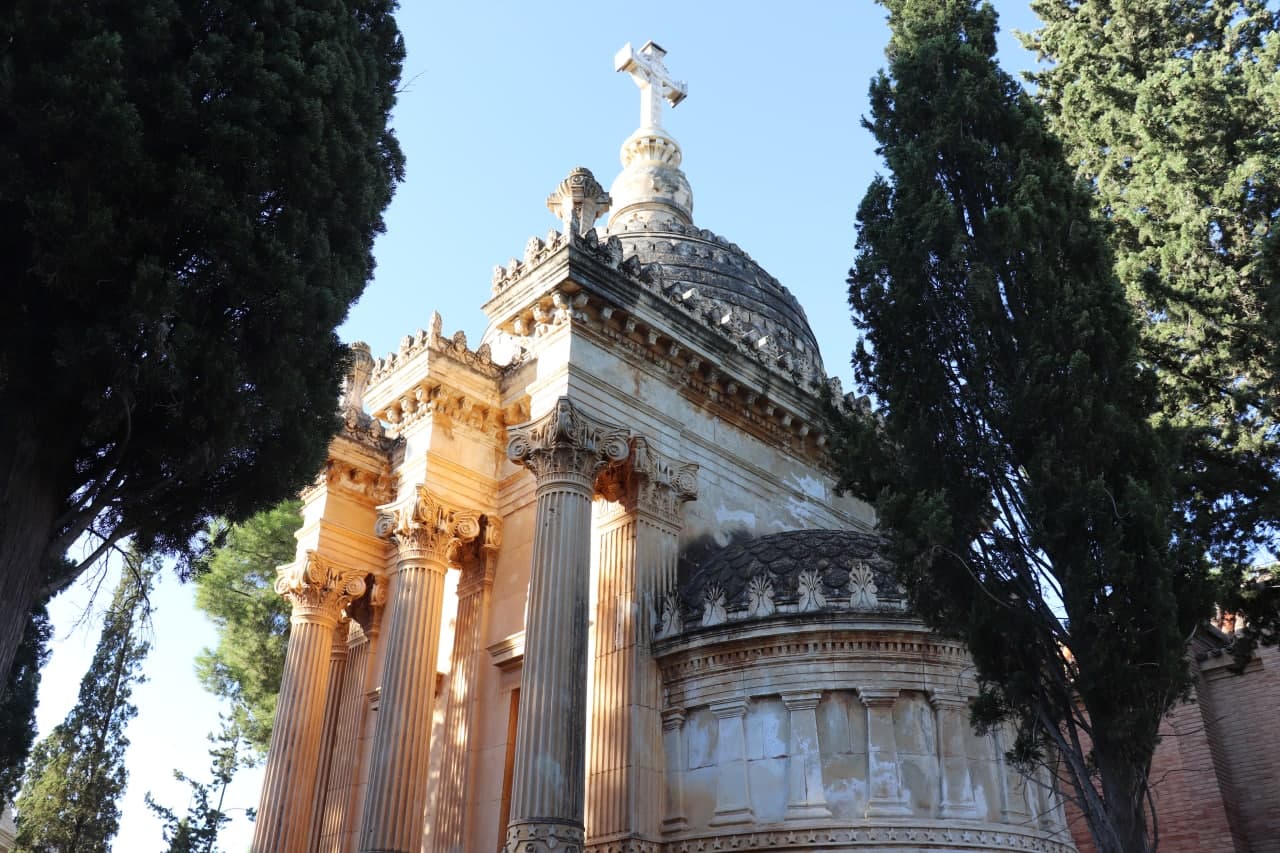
[607,219,826,378]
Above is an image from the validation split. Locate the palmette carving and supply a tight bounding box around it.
[506,397,630,485]
[504,821,585,853]
[274,551,367,624]
[375,485,484,565]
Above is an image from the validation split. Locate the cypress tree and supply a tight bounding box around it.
[0,0,405,686]
[0,604,53,811]
[842,1,1211,850]
[13,557,155,853]
[1024,0,1280,592]
[145,718,250,853]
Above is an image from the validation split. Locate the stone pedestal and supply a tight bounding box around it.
[859,688,911,818]
[359,488,482,853]
[931,693,979,819]
[503,398,629,853]
[782,691,832,820]
[587,438,696,846]
[708,698,754,826]
[252,553,367,853]
[430,521,501,853]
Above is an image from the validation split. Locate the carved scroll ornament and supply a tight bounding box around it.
[506,397,630,486]
[375,485,483,566]
[275,551,368,625]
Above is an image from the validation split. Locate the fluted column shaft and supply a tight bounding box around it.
[307,623,351,848]
[253,554,367,853]
[360,488,483,853]
[318,578,387,853]
[504,398,629,853]
[430,526,501,853]
[587,437,696,847]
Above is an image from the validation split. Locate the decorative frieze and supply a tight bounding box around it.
[661,825,1077,853]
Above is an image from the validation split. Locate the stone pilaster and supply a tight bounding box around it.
[858,688,910,818]
[503,398,630,853]
[360,488,483,853]
[660,709,689,833]
[707,698,754,826]
[588,437,697,846]
[252,553,367,853]
[781,691,831,820]
[931,692,979,819]
[317,579,387,853]
[430,519,501,853]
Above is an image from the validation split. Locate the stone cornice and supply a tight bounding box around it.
[659,823,1076,853]
[375,485,484,567]
[506,397,630,488]
[275,551,368,627]
[482,229,859,469]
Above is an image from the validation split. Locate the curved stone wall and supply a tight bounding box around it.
[652,616,1076,852]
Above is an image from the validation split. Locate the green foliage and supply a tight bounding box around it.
[193,501,300,756]
[14,557,155,853]
[1024,0,1280,571]
[842,1,1212,850]
[145,718,253,853]
[0,605,52,811]
[0,0,405,684]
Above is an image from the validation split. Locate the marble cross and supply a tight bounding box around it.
[615,40,687,131]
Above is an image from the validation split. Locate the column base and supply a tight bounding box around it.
[865,797,912,817]
[785,802,833,820]
[661,816,689,834]
[708,806,755,826]
[504,819,585,853]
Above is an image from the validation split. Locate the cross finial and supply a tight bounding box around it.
[615,41,687,131]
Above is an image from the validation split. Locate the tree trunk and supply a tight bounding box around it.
[0,418,63,691]
[1091,740,1154,853]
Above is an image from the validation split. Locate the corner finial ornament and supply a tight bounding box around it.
[546,167,611,236]
[342,341,374,415]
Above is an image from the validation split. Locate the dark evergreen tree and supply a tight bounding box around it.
[193,502,299,756]
[841,1,1211,850]
[1024,0,1280,600]
[0,0,406,685]
[145,718,251,853]
[0,605,52,811]
[13,557,155,852]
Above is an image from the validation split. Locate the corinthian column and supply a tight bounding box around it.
[253,553,367,853]
[587,437,696,846]
[359,487,483,853]
[430,519,502,853]
[503,398,630,853]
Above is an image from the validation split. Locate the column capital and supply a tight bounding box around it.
[781,690,824,712]
[506,397,629,489]
[857,687,901,709]
[928,691,972,712]
[458,517,502,597]
[375,485,484,567]
[599,436,698,526]
[661,707,687,731]
[708,697,749,719]
[275,551,367,627]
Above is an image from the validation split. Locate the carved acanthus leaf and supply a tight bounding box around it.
[274,551,368,624]
[506,397,630,485]
[376,486,484,566]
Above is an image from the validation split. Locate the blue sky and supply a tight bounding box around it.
[32,3,1042,850]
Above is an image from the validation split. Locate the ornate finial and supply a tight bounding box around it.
[547,167,612,236]
[615,41,687,131]
[608,41,693,229]
[342,342,374,415]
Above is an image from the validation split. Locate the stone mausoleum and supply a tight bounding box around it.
[250,41,1082,853]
